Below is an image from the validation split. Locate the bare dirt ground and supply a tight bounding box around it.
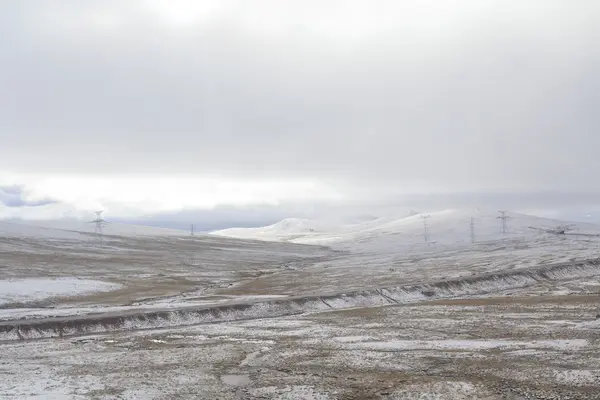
[1,232,600,398]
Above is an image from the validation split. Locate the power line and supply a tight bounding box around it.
[497,210,510,234]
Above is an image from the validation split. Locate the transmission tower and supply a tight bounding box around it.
[470,216,476,244]
[497,210,509,234]
[89,210,108,235]
[421,215,431,243]
[190,224,195,236]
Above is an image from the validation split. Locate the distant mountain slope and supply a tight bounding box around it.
[211,209,600,251]
[0,218,189,239]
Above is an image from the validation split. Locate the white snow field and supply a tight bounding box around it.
[1,211,600,398]
[0,278,121,306]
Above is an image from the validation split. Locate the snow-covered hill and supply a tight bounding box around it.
[211,209,600,252]
[212,218,338,242]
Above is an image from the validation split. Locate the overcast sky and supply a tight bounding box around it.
[1,1,599,225]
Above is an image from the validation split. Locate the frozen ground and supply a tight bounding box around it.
[1,214,600,398]
[2,289,599,399]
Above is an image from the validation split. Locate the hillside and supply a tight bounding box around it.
[0,218,188,239]
[212,218,338,242]
[211,209,600,251]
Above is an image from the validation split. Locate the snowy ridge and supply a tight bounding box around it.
[211,210,600,251]
[3,257,600,341]
[213,218,337,241]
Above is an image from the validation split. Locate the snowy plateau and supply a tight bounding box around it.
[0,210,600,399]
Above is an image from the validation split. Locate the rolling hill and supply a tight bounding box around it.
[211,209,600,252]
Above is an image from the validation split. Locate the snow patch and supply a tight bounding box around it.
[0,278,121,306]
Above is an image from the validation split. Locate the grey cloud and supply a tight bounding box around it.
[0,185,57,208]
[0,1,599,194]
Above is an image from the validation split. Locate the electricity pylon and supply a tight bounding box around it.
[89,210,107,235]
[421,214,431,243]
[497,210,509,234]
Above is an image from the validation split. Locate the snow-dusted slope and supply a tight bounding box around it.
[212,210,600,252]
[212,218,338,242]
[315,209,600,252]
[0,219,188,239]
